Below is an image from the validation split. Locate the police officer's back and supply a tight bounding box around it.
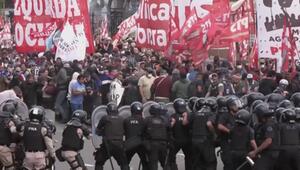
[0,109,18,170]
[229,109,257,170]
[124,102,148,169]
[277,109,300,170]
[169,98,191,170]
[189,98,217,170]
[144,103,171,170]
[249,103,279,170]
[61,110,90,170]
[94,102,129,170]
[218,96,243,170]
[20,106,55,170]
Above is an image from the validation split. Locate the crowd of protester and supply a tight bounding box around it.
[1,36,300,123]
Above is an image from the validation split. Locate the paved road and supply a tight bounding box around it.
[47,109,224,170]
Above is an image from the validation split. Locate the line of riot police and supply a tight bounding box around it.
[0,100,57,170]
[90,92,300,170]
[1,91,300,170]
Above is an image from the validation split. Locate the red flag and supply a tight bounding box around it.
[249,40,258,69]
[281,16,297,73]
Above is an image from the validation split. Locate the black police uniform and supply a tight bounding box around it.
[253,120,279,170]
[61,124,84,150]
[95,114,129,170]
[0,116,13,147]
[189,106,217,170]
[229,123,255,170]
[124,114,148,169]
[169,113,191,170]
[277,121,300,170]
[144,112,171,170]
[23,121,47,152]
[218,111,235,170]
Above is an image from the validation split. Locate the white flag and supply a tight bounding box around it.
[55,22,86,61]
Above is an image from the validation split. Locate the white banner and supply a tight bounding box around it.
[55,22,86,61]
[256,0,300,60]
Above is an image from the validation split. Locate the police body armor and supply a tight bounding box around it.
[146,116,168,141]
[190,107,213,143]
[172,114,189,144]
[23,122,46,152]
[255,122,280,155]
[104,115,124,141]
[230,125,251,151]
[0,118,12,146]
[124,115,144,150]
[280,123,300,148]
[61,125,84,151]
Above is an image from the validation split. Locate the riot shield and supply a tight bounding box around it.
[91,105,107,148]
[118,105,131,119]
[0,99,29,120]
[143,101,157,118]
[166,103,176,117]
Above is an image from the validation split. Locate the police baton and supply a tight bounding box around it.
[236,156,255,170]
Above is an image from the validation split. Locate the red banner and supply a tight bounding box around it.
[113,13,137,43]
[135,0,172,50]
[219,17,250,43]
[0,16,3,29]
[14,0,94,53]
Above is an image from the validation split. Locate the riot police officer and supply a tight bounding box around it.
[246,92,265,110]
[218,96,242,170]
[249,103,279,170]
[229,109,257,170]
[188,97,199,113]
[124,102,148,170]
[144,103,171,170]
[290,92,300,107]
[0,111,18,170]
[277,109,300,170]
[266,93,285,110]
[189,98,217,170]
[19,106,55,170]
[61,110,90,170]
[95,102,129,170]
[169,98,191,170]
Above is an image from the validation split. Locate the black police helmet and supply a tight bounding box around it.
[250,100,264,112]
[2,102,17,114]
[277,100,294,109]
[275,107,285,122]
[253,103,273,118]
[247,92,265,107]
[195,98,206,111]
[290,93,300,107]
[188,97,199,111]
[283,109,296,122]
[266,93,285,109]
[158,102,168,115]
[72,110,87,122]
[174,98,187,114]
[235,109,251,125]
[29,106,45,122]
[107,102,118,115]
[130,102,143,115]
[217,96,227,107]
[149,103,161,115]
[227,96,243,112]
[205,97,217,111]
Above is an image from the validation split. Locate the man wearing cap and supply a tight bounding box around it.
[138,68,155,103]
